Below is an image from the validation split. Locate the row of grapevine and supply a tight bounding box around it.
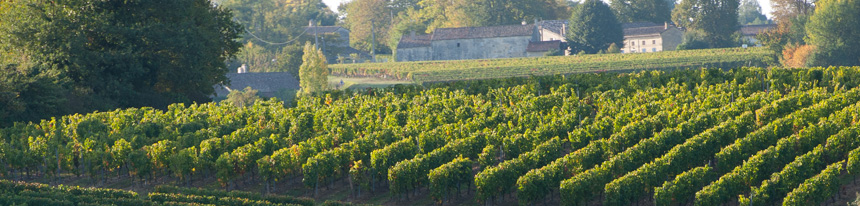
[2,67,860,205]
[601,90,779,205]
[427,156,473,203]
[598,88,828,206]
[694,88,860,205]
[557,82,756,205]
[781,160,844,206]
[474,137,563,201]
[695,100,860,205]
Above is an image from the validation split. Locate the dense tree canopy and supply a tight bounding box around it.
[219,0,337,73]
[610,0,671,24]
[806,0,860,66]
[672,0,739,47]
[567,0,624,54]
[771,0,815,24]
[0,0,242,125]
[738,0,769,25]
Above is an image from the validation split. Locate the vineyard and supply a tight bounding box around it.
[2,66,860,205]
[329,47,770,83]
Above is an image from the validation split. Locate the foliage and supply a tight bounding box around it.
[738,0,769,25]
[610,0,671,24]
[672,0,739,47]
[677,30,711,50]
[428,156,472,203]
[782,44,816,67]
[805,0,860,66]
[225,87,262,108]
[220,0,337,73]
[342,0,392,54]
[0,0,242,111]
[567,0,624,54]
[299,42,330,95]
[770,0,815,24]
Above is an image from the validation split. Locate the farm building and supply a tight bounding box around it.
[620,22,684,53]
[740,24,776,46]
[396,23,566,62]
[213,72,300,99]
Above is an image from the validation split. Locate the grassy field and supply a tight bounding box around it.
[329,47,771,83]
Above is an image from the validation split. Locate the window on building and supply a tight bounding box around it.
[457,43,460,47]
[632,41,635,46]
[642,48,646,52]
[642,41,646,45]
[652,40,656,44]
[652,48,657,52]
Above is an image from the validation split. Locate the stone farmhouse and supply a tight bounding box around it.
[396,23,563,62]
[740,24,776,46]
[537,20,569,42]
[620,22,684,53]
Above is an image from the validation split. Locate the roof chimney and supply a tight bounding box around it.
[562,23,566,36]
[309,20,314,27]
[410,30,416,39]
[664,22,668,30]
[522,20,527,25]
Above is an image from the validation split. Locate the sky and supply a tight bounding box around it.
[322,0,773,18]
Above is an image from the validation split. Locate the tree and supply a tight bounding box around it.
[220,0,336,74]
[672,0,739,47]
[299,43,329,95]
[0,0,242,112]
[384,0,572,53]
[610,0,671,24]
[567,0,624,54]
[343,0,392,54]
[738,0,769,25]
[225,87,261,108]
[805,0,860,66]
[771,0,815,24]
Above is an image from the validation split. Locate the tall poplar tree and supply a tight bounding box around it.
[299,43,329,95]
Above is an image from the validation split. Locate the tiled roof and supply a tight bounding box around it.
[304,26,346,35]
[214,72,300,97]
[538,20,569,35]
[740,24,775,36]
[622,22,659,29]
[527,40,562,52]
[624,26,666,37]
[432,24,534,40]
[398,34,432,48]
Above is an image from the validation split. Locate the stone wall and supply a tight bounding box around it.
[660,28,683,51]
[430,36,532,60]
[396,47,432,62]
[541,29,566,42]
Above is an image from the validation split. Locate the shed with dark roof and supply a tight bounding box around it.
[214,72,301,99]
[527,40,562,57]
